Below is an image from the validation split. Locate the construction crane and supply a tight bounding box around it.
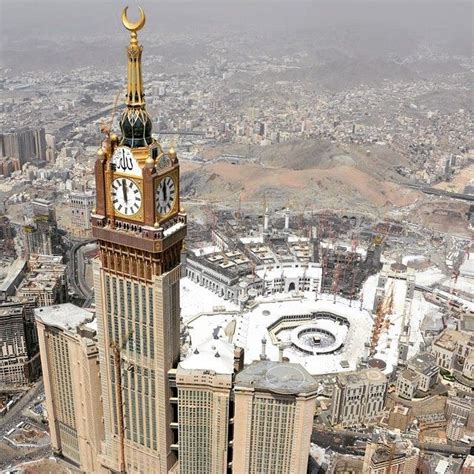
[370,282,394,357]
[235,193,243,224]
[110,329,134,473]
[332,262,342,303]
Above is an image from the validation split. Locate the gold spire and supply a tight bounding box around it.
[122,6,146,108]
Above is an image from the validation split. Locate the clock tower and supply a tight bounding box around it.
[92,7,185,473]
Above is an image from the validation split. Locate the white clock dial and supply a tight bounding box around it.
[111,178,142,216]
[156,176,176,215]
[111,146,141,176]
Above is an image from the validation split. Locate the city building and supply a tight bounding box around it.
[363,435,419,474]
[330,368,387,428]
[0,258,27,301]
[445,396,473,440]
[91,10,186,473]
[396,352,439,399]
[0,215,15,258]
[69,191,95,237]
[175,340,240,474]
[0,303,29,385]
[0,127,46,166]
[387,404,412,432]
[35,303,104,472]
[431,329,473,371]
[16,255,67,307]
[23,198,60,258]
[233,360,318,474]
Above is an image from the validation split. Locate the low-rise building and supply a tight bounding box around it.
[432,329,473,372]
[387,404,411,432]
[396,352,439,399]
[363,436,419,474]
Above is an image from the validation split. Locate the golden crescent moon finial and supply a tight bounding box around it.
[122,6,146,32]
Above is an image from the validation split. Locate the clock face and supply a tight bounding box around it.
[111,178,142,216]
[156,176,176,215]
[111,146,141,176]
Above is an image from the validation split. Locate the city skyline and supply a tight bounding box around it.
[0,1,472,473]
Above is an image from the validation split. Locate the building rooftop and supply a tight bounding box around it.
[408,352,438,375]
[180,338,235,374]
[338,368,387,386]
[0,304,23,318]
[434,329,473,351]
[400,368,420,383]
[235,360,318,395]
[35,303,94,332]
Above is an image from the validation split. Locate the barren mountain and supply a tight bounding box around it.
[181,140,420,215]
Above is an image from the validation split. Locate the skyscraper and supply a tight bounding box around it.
[232,361,318,474]
[69,191,96,237]
[36,304,103,472]
[91,7,186,473]
[176,340,237,474]
[36,7,320,473]
[0,127,46,166]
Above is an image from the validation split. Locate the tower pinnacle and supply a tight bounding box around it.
[119,6,153,148]
[122,6,146,107]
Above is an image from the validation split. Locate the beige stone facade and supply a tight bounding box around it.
[35,304,104,472]
[232,361,317,474]
[69,191,95,237]
[176,367,233,474]
[331,368,387,428]
[95,260,181,474]
[363,439,419,474]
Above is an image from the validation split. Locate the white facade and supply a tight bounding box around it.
[331,368,387,428]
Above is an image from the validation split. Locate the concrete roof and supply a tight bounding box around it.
[35,303,94,332]
[235,360,318,395]
[180,338,235,374]
[408,352,438,374]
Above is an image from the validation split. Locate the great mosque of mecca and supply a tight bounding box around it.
[180,206,473,377]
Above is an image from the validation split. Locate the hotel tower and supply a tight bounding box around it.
[36,6,318,474]
[91,7,186,473]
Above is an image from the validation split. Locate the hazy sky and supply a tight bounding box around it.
[1,0,471,73]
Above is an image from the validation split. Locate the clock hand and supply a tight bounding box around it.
[122,179,128,203]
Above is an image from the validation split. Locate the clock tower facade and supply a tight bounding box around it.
[92,7,185,473]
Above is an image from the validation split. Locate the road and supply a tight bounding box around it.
[0,380,51,470]
[408,183,474,202]
[0,380,44,437]
[67,239,95,306]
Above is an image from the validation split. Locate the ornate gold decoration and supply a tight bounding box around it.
[122,6,146,108]
[122,6,146,32]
